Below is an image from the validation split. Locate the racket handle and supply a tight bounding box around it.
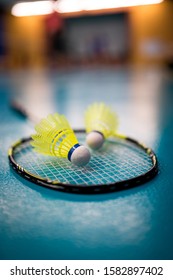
[11,101,28,119]
[10,100,40,124]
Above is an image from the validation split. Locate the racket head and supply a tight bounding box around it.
[8,130,158,194]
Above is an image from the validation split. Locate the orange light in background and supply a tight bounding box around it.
[11,0,164,17]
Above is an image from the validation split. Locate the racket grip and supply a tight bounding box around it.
[10,100,40,124]
[11,101,28,119]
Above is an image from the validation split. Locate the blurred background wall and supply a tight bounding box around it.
[130,1,173,65]
[0,0,173,69]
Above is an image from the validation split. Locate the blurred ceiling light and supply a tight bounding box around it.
[55,0,163,13]
[11,0,164,16]
[56,0,83,13]
[11,1,54,17]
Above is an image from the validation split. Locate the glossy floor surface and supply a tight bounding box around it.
[0,67,173,260]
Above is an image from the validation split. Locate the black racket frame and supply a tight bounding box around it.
[8,130,158,194]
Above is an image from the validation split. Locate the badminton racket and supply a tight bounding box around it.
[9,101,158,194]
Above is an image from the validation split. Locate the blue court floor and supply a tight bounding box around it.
[0,66,173,260]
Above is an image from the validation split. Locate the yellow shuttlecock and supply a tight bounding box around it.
[85,102,118,149]
[31,113,91,167]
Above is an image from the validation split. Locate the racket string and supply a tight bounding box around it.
[13,135,153,186]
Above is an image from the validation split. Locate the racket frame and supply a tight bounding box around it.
[8,130,158,194]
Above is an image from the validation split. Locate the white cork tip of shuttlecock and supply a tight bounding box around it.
[86,131,104,150]
[71,146,91,167]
